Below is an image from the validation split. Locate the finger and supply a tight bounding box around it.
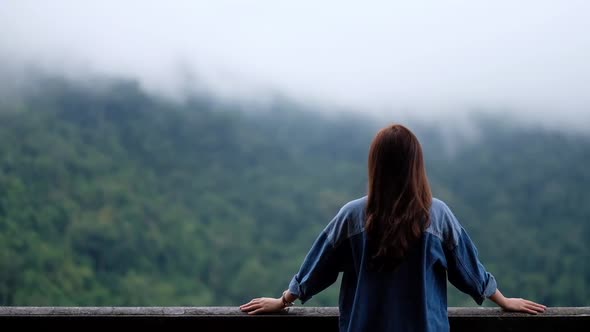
[529,304,546,313]
[525,300,547,309]
[240,299,257,307]
[524,300,539,306]
[240,303,261,312]
[249,308,266,315]
[240,305,253,312]
[524,304,543,314]
[239,301,252,309]
[240,301,254,308]
[531,303,546,311]
[244,299,261,307]
[522,307,538,315]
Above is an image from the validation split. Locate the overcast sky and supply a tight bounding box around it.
[1,1,589,127]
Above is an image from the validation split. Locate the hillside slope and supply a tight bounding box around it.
[0,75,587,306]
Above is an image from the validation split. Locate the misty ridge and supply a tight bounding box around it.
[1,60,588,147]
[1,60,589,191]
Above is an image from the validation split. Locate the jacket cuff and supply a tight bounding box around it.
[483,273,498,298]
[288,275,310,304]
[474,273,498,305]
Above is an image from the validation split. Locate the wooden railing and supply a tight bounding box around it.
[1,306,589,331]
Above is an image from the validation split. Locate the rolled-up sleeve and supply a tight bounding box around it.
[288,211,348,304]
[446,227,498,305]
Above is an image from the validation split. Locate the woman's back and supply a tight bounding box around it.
[288,196,497,332]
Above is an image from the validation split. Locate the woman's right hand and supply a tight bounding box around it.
[500,297,547,314]
[489,289,547,314]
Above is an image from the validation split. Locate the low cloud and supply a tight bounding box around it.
[1,1,589,130]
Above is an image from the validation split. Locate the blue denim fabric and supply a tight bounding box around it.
[288,196,497,332]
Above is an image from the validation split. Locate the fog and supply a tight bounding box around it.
[1,1,589,128]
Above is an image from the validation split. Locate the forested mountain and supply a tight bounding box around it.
[0,74,588,307]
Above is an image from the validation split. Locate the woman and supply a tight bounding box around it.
[240,124,546,331]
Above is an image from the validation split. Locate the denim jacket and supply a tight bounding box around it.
[288,196,497,332]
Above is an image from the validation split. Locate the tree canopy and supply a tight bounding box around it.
[0,75,587,307]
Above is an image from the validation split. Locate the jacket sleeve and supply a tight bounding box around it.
[443,206,498,305]
[288,208,349,304]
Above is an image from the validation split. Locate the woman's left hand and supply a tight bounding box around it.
[240,297,284,314]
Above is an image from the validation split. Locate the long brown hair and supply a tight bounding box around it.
[365,124,432,270]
